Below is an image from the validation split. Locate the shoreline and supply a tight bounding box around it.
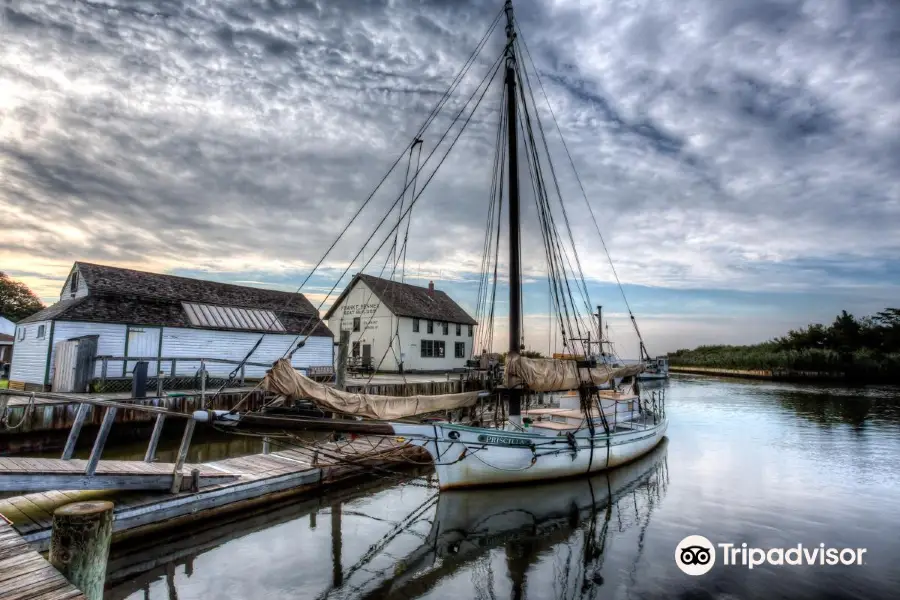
[669,365,854,383]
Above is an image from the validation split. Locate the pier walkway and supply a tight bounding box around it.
[0,435,422,551]
[0,457,238,492]
[0,519,85,600]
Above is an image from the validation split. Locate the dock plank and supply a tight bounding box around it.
[0,523,85,600]
[1,436,425,560]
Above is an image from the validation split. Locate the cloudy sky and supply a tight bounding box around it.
[2,0,898,357]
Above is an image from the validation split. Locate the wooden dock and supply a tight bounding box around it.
[0,457,238,492]
[0,519,85,600]
[0,435,426,552]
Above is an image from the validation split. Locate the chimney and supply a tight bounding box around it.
[428,281,435,296]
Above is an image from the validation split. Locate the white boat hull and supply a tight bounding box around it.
[638,372,668,381]
[392,417,667,490]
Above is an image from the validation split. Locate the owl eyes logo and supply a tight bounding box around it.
[680,545,712,565]
[675,535,716,575]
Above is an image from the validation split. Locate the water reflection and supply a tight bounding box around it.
[108,376,900,600]
[350,441,668,600]
[108,444,668,600]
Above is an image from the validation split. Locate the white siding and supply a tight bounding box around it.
[51,322,128,379]
[160,327,333,378]
[59,267,89,301]
[9,321,52,385]
[0,317,14,336]
[327,280,399,370]
[327,280,472,372]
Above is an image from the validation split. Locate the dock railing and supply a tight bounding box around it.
[0,388,203,493]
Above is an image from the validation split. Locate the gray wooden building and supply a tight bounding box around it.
[9,262,333,391]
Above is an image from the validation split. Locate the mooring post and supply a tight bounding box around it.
[144,414,166,463]
[331,502,343,586]
[199,359,207,407]
[100,358,108,389]
[262,436,270,455]
[85,407,117,477]
[49,501,114,600]
[336,330,350,391]
[61,403,90,460]
[156,365,164,399]
[170,418,196,493]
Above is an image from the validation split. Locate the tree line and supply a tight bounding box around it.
[0,273,45,322]
[668,308,900,382]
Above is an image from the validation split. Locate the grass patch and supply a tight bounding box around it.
[0,380,7,389]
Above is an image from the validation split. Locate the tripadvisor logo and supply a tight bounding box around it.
[675,535,868,575]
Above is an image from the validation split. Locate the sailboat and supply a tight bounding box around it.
[195,0,668,490]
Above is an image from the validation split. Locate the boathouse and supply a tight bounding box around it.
[0,316,15,368]
[8,262,334,392]
[324,274,476,372]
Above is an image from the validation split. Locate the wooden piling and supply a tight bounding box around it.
[336,330,350,391]
[48,501,114,600]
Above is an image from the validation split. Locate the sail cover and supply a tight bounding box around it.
[261,359,479,420]
[505,355,645,392]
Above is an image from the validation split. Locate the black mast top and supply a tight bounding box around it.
[504,0,523,423]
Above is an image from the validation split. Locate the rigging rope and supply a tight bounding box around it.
[515,26,652,360]
[204,7,508,408]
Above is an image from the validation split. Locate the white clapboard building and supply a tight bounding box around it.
[324,274,477,372]
[9,262,333,391]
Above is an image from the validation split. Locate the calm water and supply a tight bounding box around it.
[109,375,900,600]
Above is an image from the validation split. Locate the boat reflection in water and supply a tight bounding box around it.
[347,439,669,600]
[108,441,668,600]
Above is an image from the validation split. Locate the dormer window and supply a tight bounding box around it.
[70,271,79,296]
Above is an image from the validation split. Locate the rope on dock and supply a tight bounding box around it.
[0,392,35,430]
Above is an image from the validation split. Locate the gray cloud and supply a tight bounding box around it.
[1,0,898,308]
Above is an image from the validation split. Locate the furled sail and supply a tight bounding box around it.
[505,355,645,392]
[261,359,479,420]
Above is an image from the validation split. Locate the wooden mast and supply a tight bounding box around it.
[504,0,523,425]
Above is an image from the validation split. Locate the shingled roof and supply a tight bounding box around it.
[324,274,476,325]
[19,263,332,337]
[74,262,319,314]
[0,334,13,344]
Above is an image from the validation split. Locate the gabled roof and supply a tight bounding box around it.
[324,274,477,325]
[18,263,332,337]
[74,262,319,315]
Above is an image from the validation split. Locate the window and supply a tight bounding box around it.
[420,340,445,358]
[456,323,461,336]
[37,325,46,339]
[17,327,25,341]
[182,302,286,332]
[455,342,465,358]
[442,321,449,335]
[468,325,473,337]
[353,317,361,332]
[427,320,434,334]
[70,271,79,295]
[352,341,360,358]
[413,318,420,333]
